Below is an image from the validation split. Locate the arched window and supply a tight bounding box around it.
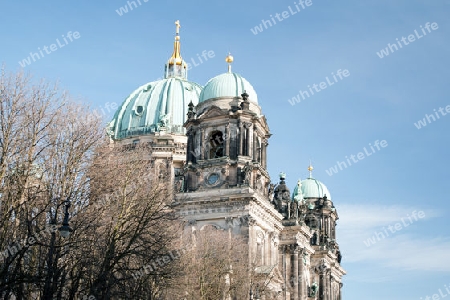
[209,130,224,159]
[305,215,319,229]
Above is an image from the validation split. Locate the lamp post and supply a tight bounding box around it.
[58,200,73,238]
[42,198,72,300]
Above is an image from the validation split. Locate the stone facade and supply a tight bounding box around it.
[111,90,346,299]
[171,91,346,299]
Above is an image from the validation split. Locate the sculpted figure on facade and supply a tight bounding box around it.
[158,113,170,128]
[242,162,252,185]
[268,183,275,200]
[309,282,318,297]
[273,172,291,218]
[303,252,312,290]
[289,198,298,220]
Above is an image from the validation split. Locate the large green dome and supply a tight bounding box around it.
[107,20,203,140]
[107,78,202,140]
[199,72,258,103]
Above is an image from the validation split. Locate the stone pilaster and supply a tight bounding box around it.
[239,123,244,156]
[279,245,286,300]
[187,128,194,163]
[225,124,230,157]
[246,123,253,157]
[317,263,327,300]
[200,128,204,160]
[293,246,299,300]
[253,128,258,162]
[262,139,267,169]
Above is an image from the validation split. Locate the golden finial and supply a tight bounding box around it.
[175,20,181,40]
[170,20,182,64]
[307,163,314,178]
[175,20,181,34]
[225,53,233,73]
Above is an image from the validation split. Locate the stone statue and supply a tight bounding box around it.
[309,282,318,297]
[158,114,170,128]
[311,232,318,245]
[273,177,291,218]
[337,250,342,264]
[214,144,223,158]
[174,176,184,192]
[293,179,303,202]
[242,162,252,185]
[289,198,298,220]
[268,172,293,218]
[303,252,311,291]
[268,183,275,200]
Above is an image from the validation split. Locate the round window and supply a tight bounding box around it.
[207,173,219,185]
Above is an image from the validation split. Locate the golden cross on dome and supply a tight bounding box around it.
[307,162,313,178]
[225,52,233,73]
[175,20,181,35]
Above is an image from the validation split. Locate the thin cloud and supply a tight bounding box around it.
[337,204,448,272]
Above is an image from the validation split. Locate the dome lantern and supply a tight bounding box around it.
[107,20,202,140]
[164,20,188,79]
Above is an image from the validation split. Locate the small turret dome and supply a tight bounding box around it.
[199,72,258,103]
[292,165,332,200]
[292,177,331,201]
[300,177,331,200]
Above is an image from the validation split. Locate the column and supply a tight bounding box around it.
[239,123,244,156]
[200,128,204,160]
[265,233,270,266]
[328,271,332,300]
[330,277,335,300]
[327,217,331,238]
[299,249,305,300]
[319,266,326,300]
[248,218,257,266]
[293,247,299,300]
[225,124,230,157]
[253,129,258,162]
[187,129,193,163]
[279,246,286,300]
[261,140,267,169]
[286,247,291,299]
[247,124,253,158]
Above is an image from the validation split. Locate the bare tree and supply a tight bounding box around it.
[0,66,106,299]
[82,145,183,300]
[165,226,251,300]
[0,68,183,300]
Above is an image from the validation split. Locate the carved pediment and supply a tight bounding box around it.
[198,105,225,119]
[257,115,271,134]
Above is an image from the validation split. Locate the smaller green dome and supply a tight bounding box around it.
[293,178,331,200]
[199,72,258,103]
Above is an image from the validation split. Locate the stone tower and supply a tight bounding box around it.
[175,56,346,299]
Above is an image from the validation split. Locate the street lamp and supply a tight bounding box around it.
[58,199,72,238]
[43,198,72,299]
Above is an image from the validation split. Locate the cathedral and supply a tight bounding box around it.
[107,21,345,300]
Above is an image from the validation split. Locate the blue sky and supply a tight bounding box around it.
[2,0,450,299]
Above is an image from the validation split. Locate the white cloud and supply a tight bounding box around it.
[336,203,450,273]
